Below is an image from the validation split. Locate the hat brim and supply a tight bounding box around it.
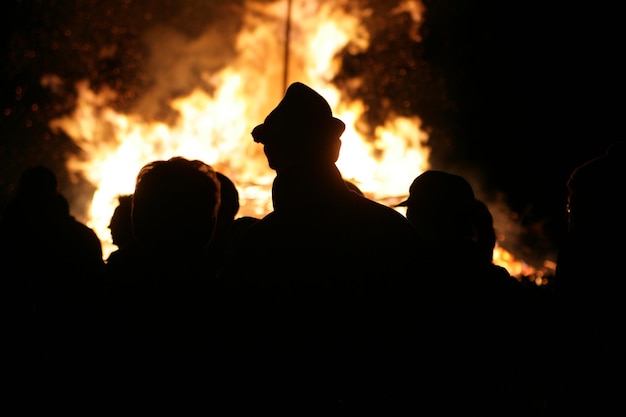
[251,124,267,144]
[251,118,345,145]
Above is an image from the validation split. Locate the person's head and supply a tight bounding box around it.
[15,165,59,205]
[566,141,625,236]
[211,172,240,247]
[251,82,346,171]
[397,170,475,246]
[55,193,71,218]
[109,194,136,249]
[132,157,221,253]
[215,172,240,224]
[5,165,61,222]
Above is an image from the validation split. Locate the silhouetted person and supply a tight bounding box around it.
[472,198,513,274]
[204,171,261,276]
[99,156,223,408]
[0,165,105,406]
[0,166,105,327]
[397,170,476,249]
[218,82,426,413]
[397,169,541,415]
[104,193,140,279]
[550,140,626,416]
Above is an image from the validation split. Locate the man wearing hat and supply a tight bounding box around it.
[217,82,427,413]
[395,169,540,415]
[396,169,477,249]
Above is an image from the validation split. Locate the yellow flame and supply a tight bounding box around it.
[50,0,542,285]
[47,0,549,282]
[49,0,430,260]
[47,0,548,283]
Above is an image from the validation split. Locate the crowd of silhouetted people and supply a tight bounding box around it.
[1,82,623,415]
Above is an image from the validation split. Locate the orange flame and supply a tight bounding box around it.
[46,0,549,283]
[49,0,430,260]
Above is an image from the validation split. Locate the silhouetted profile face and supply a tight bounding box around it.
[109,194,134,248]
[132,157,221,252]
[251,82,345,171]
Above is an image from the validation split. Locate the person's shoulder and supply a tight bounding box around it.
[66,217,100,240]
[357,195,419,233]
[348,192,408,218]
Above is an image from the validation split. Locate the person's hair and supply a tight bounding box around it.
[132,157,220,252]
[16,165,58,203]
[403,170,475,245]
[216,172,240,222]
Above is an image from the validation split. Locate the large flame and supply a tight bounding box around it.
[47,0,548,282]
[49,0,430,260]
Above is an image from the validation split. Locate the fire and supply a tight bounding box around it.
[46,0,546,282]
[49,0,430,260]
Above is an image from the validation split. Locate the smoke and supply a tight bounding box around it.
[132,20,242,122]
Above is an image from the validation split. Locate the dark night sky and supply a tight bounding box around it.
[416,0,625,260]
[2,0,624,269]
